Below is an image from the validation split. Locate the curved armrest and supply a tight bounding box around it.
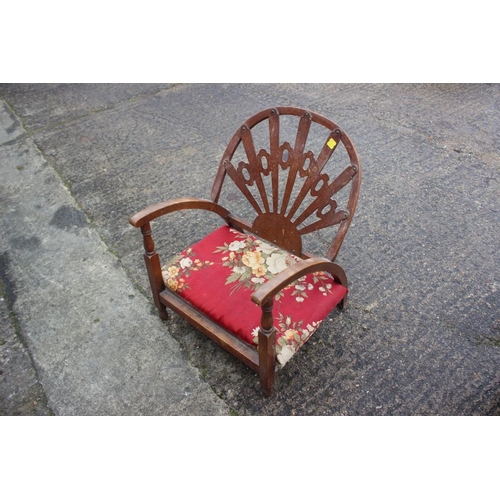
[251,257,347,306]
[129,197,230,228]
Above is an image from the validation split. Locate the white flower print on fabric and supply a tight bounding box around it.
[266,252,294,274]
[214,232,300,296]
[252,313,323,366]
[161,248,213,292]
[228,240,246,251]
[277,345,295,366]
[180,257,193,269]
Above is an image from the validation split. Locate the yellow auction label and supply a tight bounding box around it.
[327,137,337,149]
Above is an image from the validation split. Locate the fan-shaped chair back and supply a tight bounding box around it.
[211,107,361,260]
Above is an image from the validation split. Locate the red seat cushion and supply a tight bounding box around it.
[161,225,347,366]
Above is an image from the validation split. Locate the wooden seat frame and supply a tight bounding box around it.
[129,107,361,396]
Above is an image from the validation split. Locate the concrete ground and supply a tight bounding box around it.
[1,83,499,416]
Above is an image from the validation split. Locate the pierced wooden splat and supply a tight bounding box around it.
[212,107,361,260]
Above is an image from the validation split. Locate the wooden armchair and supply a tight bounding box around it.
[129,107,361,396]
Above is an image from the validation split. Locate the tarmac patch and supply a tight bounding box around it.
[10,235,41,251]
[0,253,16,305]
[49,205,87,230]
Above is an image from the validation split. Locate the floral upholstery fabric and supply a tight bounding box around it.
[161,225,347,366]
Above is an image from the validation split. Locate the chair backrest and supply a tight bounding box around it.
[211,107,361,261]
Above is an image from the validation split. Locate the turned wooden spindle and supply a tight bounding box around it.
[141,222,168,320]
[258,299,276,397]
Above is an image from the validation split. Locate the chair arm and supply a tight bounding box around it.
[129,197,231,228]
[251,257,347,306]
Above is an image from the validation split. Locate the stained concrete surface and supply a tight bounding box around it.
[0,93,229,415]
[0,83,499,415]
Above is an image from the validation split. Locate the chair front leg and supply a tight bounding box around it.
[258,298,276,397]
[141,222,168,320]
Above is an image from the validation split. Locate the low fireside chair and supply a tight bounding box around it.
[129,107,361,396]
